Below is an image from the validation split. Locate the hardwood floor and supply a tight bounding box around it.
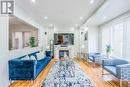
[76,58,129,87]
[9,58,129,87]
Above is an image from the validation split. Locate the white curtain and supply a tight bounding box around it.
[101,23,123,57]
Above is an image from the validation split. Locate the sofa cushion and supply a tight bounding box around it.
[104,66,117,76]
[114,59,129,65]
[46,51,51,57]
[36,57,51,76]
[36,51,45,60]
[21,55,30,60]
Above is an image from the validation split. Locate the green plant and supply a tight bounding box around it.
[29,37,36,47]
[106,44,113,53]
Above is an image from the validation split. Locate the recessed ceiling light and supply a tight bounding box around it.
[44,16,48,20]
[103,16,107,19]
[32,0,36,3]
[90,0,94,4]
[49,24,54,27]
[75,24,78,27]
[50,24,53,26]
[72,27,74,31]
[80,17,83,20]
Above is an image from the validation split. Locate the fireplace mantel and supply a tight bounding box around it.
[54,45,74,59]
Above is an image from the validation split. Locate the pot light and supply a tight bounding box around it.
[32,0,36,3]
[49,24,54,28]
[103,16,107,19]
[72,27,75,31]
[81,45,85,49]
[80,17,83,20]
[75,24,78,27]
[44,16,48,20]
[90,0,94,4]
[49,24,53,26]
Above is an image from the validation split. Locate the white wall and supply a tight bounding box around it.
[0,6,46,87]
[0,16,9,87]
[88,26,99,53]
[53,26,99,54]
[99,11,130,58]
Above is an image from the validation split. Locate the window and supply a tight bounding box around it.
[101,23,123,57]
[102,27,112,54]
[112,23,123,57]
[12,32,31,50]
[23,32,31,47]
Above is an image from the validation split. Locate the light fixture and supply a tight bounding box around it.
[80,17,83,20]
[90,0,94,4]
[75,24,78,27]
[49,24,54,28]
[72,27,75,31]
[81,45,85,49]
[44,16,48,20]
[103,16,107,19]
[32,0,36,3]
[49,24,53,26]
[84,27,88,31]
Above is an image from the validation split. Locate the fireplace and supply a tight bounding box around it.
[54,45,73,59]
[59,50,69,58]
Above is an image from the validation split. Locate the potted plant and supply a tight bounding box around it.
[29,37,36,47]
[106,44,113,58]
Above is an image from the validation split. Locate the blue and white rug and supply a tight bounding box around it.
[42,60,94,87]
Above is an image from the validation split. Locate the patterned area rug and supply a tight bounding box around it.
[42,60,94,87]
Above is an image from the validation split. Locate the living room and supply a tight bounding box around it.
[0,0,130,87]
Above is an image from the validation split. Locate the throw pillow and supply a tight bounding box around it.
[21,55,30,60]
[37,51,44,60]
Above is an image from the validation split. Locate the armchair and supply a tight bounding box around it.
[102,58,130,87]
[88,53,101,63]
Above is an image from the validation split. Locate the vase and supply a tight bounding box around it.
[107,52,111,58]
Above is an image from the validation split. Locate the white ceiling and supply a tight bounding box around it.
[86,0,130,26]
[15,0,130,28]
[15,0,104,27]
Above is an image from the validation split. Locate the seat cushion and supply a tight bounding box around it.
[104,66,117,76]
[88,56,94,61]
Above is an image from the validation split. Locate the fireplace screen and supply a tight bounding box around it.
[59,50,69,58]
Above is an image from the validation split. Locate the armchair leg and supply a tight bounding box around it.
[102,68,104,79]
[93,63,96,68]
[120,79,122,87]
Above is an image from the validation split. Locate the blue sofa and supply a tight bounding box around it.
[9,51,51,80]
[45,51,51,57]
[102,57,130,87]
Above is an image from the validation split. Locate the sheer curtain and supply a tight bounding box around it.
[112,23,123,57]
[101,23,123,57]
[102,27,112,54]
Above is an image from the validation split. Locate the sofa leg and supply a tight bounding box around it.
[10,79,13,85]
[120,79,122,87]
